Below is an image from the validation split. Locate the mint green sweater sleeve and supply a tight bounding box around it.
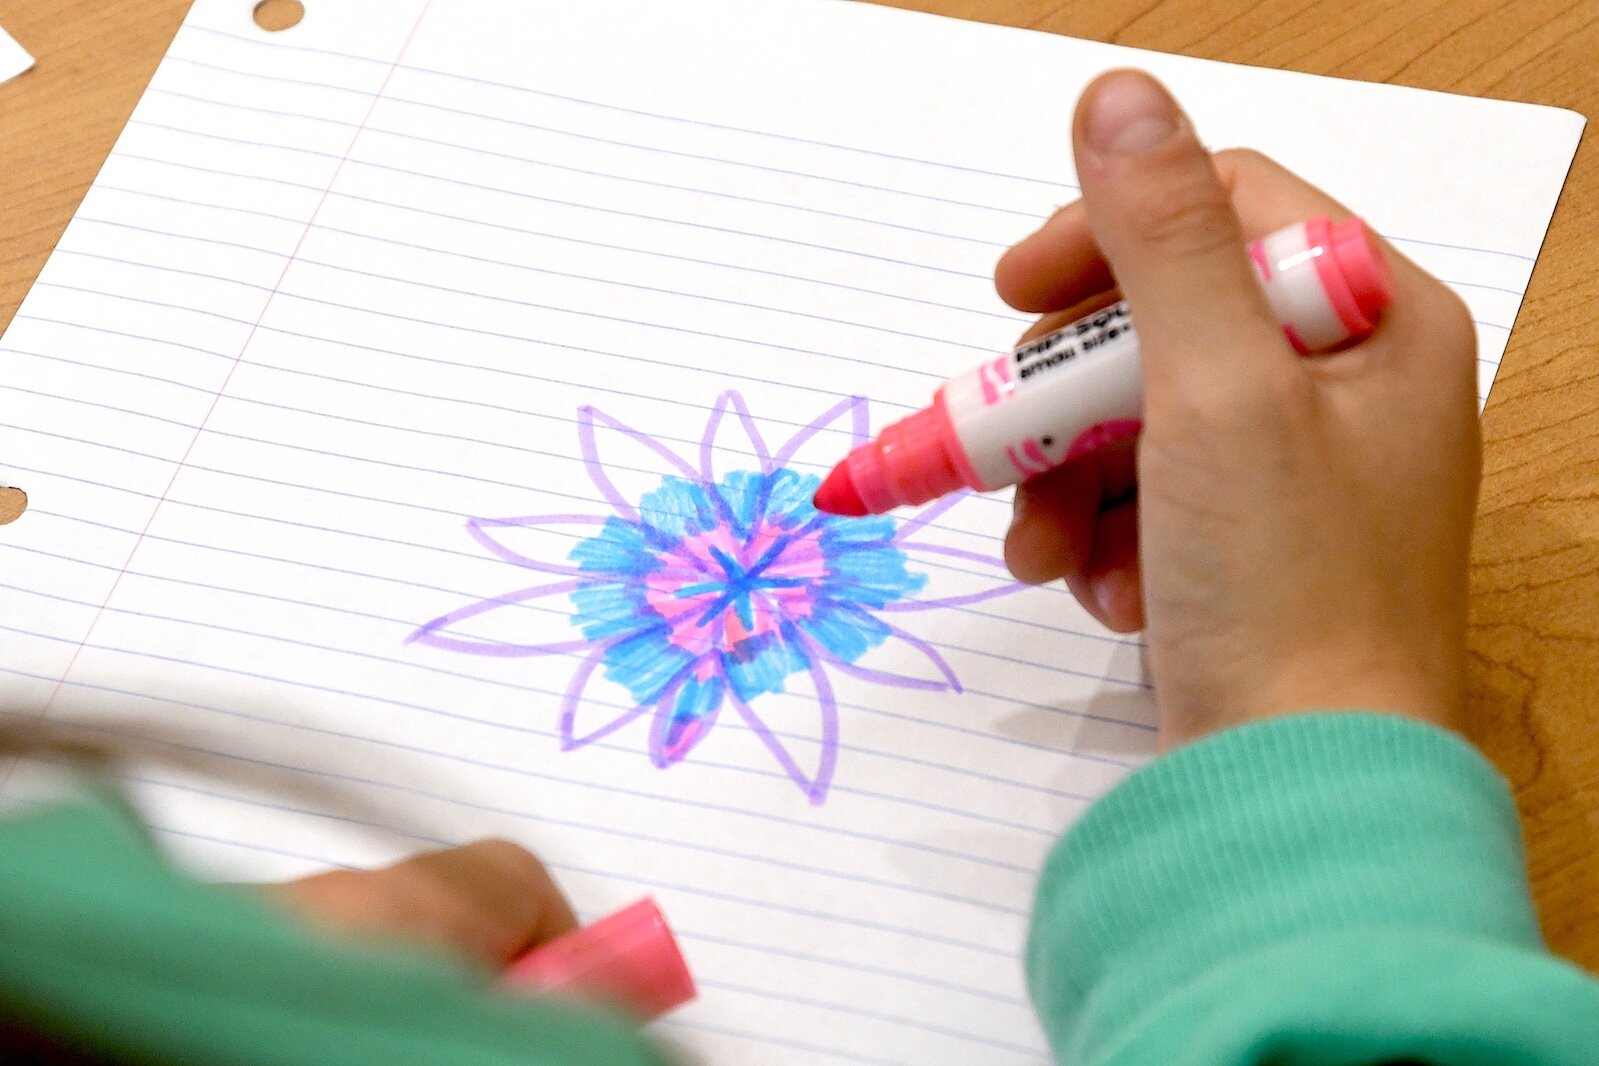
[0,797,666,1066]
[1028,712,1599,1065]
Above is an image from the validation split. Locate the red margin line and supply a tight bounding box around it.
[14,2,438,767]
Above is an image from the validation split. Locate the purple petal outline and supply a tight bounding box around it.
[406,579,595,657]
[884,538,1028,609]
[877,585,1028,611]
[559,643,649,750]
[578,404,701,521]
[728,660,839,806]
[648,667,722,768]
[466,515,615,577]
[896,540,1017,569]
[889,491,968,543]
[796,616,962,693]
[700,390,773,482]
[771,394,870,468]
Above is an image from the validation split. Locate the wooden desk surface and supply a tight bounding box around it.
[3,0,1596,964]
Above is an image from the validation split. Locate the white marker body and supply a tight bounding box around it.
[1253,224,1348,351]
[934,218,1380,494]
[940,302,1143,491]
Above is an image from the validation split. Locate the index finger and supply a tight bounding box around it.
[268,838,579,968]
[996,149,1361,316]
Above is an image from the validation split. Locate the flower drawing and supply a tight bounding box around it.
[407,391,1020,803]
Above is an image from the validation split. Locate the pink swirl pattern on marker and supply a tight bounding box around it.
[979,356,1012,406]
[1005,436,1052,479]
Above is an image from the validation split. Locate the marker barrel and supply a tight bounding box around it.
[822,217,1392,515]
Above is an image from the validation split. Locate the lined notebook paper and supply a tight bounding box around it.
[0,1,1583,1062]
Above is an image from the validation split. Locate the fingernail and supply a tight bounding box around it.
[1064,419,1143,462]
[1013,204,1067,248]
[1008,487,1033,530]
[1092,572,1122,621]
[1086,71,1178,156]
[1005,491,1050,582]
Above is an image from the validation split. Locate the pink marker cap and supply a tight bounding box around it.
[504,898,696,1021]
[1307,216,1394,336]
[1330,217,1394,324]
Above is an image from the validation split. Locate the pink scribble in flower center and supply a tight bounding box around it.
[644,518,827,665]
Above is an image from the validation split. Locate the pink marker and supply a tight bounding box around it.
[504,898,696,1021]
[812,216,1393,516]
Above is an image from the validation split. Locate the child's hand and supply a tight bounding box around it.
[997,70,1480,749]
[265,838,578,968]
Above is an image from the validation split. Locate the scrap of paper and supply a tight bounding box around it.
[0,24,32,84]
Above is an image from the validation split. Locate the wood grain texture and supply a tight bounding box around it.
[1,0,1595,965]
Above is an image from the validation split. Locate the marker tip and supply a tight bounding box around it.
[813,462,868,516]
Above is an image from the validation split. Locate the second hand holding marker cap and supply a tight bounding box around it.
[814,217,1393,516]
[504,897,696,1021]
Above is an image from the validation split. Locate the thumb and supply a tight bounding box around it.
[1072,70,1288,397]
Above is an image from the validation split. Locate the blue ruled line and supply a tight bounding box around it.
[145,82,1019,248]
[165,24,1540,264]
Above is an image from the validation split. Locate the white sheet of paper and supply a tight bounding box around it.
[0,1,1583,1062]
[0,23,34,84]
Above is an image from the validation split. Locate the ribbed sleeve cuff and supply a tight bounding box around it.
[1026,713,1542,1062]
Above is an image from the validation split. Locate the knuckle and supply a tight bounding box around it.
[1435,286,1476,346]
[395,876,466,926]
[1212,147,1285,199]
[1256,366,1317,423]
[467,838,551,883]
[333,869,417,929]
[464,836,520,854]
[1123,177,1243,261]
[1150,363,1303,433]
[1399,279,1478,363]
[302,868,368,903]
[1143,388,1227,448]
[1431,286,1480,390]
[1214,146,1277,179]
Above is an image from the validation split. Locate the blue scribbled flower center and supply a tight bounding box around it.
[682,542,808,631]
[566,468,926,760]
